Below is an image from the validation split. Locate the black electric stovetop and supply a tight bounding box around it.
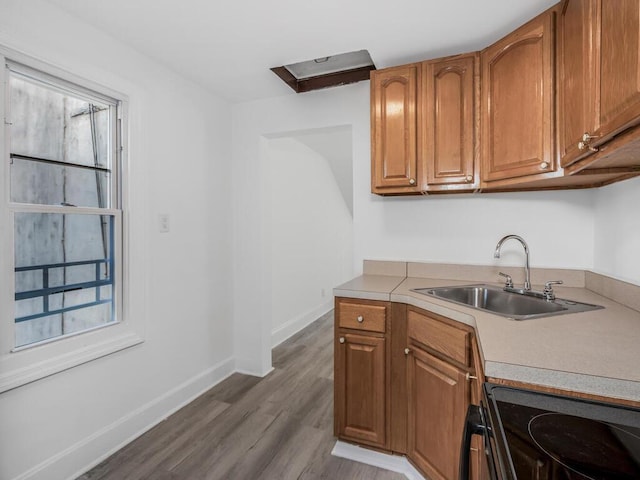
[485,384,640,480]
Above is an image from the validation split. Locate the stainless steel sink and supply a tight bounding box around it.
[411,284,604,320]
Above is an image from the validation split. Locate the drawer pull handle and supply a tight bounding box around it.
[339,337,345,344]
[404,348,411,355]
[466,372,478,381]
[357,315,364,323]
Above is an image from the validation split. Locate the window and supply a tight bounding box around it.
[0,47,141,392]
[9,62,121,348]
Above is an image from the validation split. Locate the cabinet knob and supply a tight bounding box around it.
[339,337,345,344]
[357,315,364,323]
[540,162,549,170]
[465,175,473,182]
[466,372,478,381]
[582,132,599,143]
[409,178,416,185]
[579,132,599,152]
[404,348,411,355]
[578,140,599,152]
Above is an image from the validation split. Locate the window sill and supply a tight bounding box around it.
[0,323,143,393]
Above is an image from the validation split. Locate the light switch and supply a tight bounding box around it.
[158,213,170,233]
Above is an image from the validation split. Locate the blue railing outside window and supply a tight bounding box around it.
[15,258,114,324]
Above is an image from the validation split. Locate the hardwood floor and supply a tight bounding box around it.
[78,311,405,480]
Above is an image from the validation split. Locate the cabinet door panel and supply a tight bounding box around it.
[335,333,386,447]
[408,347,469,480]
[598,0,640,140]
[557,0,598,167]
[482,12,555,182]
[425,54,477,187]
[371,65,421,193]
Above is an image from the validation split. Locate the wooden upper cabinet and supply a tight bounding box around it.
[597,1,640,143]
[481,10,555,183]
[369,2,640,193]
[595,0,640,138]
[559,0,640,168]
[371,64,422,194]
[424,54,479,190]
[557,0,598,168]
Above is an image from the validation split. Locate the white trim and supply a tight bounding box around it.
[271,299,333,348]
[331,440,426,480]
[0,44,128,104]
[235,366,274,378]
[11,357,236,480]
[0,331,143,392]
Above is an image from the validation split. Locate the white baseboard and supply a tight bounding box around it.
[11,357,236,480]
[331,440,426,480]
[235,366,274,378]
[271,300,333,348]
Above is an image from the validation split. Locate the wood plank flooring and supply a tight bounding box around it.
[78,311,405,480]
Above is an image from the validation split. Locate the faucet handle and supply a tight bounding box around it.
[498,272,514,288]
[543,280,563,300]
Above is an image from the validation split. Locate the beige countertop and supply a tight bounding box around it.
[335,270,640,402]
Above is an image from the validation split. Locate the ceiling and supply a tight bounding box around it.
[45,0,557,103]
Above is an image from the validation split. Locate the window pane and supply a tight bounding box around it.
[10,156,111,207]
[9,72,112,207]
[14,212,115,348]
[15,314,63,348]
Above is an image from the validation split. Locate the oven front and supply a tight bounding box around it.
[460,383,640,480]
[459,401,507,480]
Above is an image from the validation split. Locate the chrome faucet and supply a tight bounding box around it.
[494,234,531,291]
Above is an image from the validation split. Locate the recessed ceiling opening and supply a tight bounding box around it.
[271,49,376,94]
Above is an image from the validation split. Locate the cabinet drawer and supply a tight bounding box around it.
[407,309,469,365]
[338,302,387,333]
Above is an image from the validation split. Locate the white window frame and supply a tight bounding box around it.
[0,46,143,393]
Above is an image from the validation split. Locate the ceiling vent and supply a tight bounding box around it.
[271,49,376,94]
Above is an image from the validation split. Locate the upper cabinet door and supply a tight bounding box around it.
[371,64,422,194]
[424,54,478,189]
[597,0,640,142]
[557,0,598,168]
[481,11,555,182]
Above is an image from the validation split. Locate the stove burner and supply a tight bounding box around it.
[527,412,640,480]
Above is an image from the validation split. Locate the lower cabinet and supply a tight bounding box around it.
[334,299,483,480]
[407,346,470,480]
[334,297,390,450]
[334,332,387,448]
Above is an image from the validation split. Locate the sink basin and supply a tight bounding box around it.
[411,284,604,320]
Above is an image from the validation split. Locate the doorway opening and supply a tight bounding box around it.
[264,125,354,347]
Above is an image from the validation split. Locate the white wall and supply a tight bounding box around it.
[267,136,354,346]
[364,189,599,269]
[0,2,234,479]
[294,127,354,215]
[593,175,640,285]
